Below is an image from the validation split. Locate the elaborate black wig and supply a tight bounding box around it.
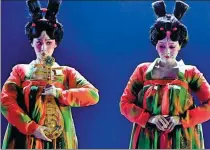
[25,0,64,45]
[150,0,189,48]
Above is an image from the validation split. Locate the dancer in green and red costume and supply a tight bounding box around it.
[120,0,210,149]
[1,0,99,149]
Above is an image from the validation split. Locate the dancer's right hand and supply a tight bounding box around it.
[148,115,169,131]
[33,125,52,142]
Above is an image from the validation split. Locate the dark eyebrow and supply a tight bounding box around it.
[159,42,166,44]
[169,43,176,45]
[36,38,52,40]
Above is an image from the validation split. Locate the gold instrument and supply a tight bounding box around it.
[33,56,64,140]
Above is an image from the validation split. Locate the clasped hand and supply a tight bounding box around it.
[41,85,62,98]
[148,115,181,132]
[33,125,52,142]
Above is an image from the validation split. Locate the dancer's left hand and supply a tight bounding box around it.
[42,85,62,98]
[167,116,181,132]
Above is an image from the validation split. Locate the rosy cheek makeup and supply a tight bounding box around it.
[35,45,42,52]
[158,49,167,56]
[158,48,166,53]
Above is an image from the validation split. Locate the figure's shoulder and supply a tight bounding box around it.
[62,66,77,72]
[8,64,30,81]
[180,64,199,73]
[11,64,30,73]
[136,62,152,72]
[61,66,81,77]
[183,65,203,75]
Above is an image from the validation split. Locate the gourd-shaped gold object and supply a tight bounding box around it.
[40,56,64,140]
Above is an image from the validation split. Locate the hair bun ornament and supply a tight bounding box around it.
[41,8,48,13]
[31,23,36,27]
[27,0,43,21]
[45,0,62,23]
[173,1,189,20]
[152,0,166,18]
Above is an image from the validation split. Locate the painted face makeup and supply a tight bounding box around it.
[156,35,181,63]
[31,31,57,61]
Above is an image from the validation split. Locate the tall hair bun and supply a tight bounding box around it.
[26,0,43,21]
[173,1,189,20]
[152,0,166,18]
[45,0,62,23]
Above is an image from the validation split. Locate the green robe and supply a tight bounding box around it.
[120,58,210,149]
[1,61,99,149]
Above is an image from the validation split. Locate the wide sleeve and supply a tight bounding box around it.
[120,63,151,128]
[1,65,39,135]
[57,67,99,107]
[181,66,210,128]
